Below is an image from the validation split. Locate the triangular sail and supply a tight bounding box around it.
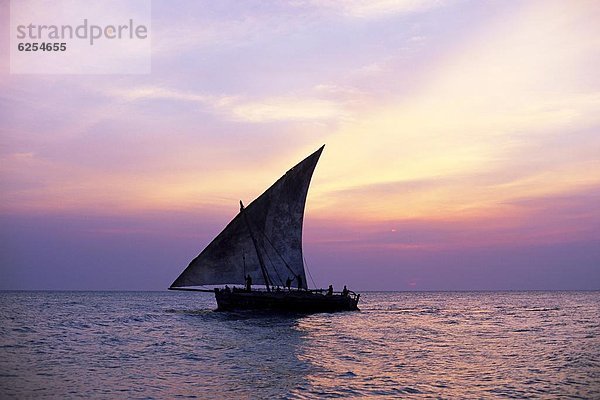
[170,146,324,289]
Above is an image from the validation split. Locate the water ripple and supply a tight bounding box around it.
[0,291,598,398]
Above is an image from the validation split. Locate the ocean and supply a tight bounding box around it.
[1,291,598,399]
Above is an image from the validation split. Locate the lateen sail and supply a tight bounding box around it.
[170,145,324,289]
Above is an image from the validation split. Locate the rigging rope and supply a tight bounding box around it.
[260,241,284,287]
[303,254,317,289]
[258,228,298,278]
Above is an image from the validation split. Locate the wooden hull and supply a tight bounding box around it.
[214,289,359,312]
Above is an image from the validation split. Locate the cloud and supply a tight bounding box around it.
[149,0,444,58]
[106,85,241,112]
[105,84,351,123]
[3,0,599,224]
[303,185,600,254]
[305,0,446,18]
[306,0,600,220]
[230,96,347,122]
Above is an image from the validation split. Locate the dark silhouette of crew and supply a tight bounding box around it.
[297,275,303,290]
[327,284,333,296]
[342,285,349,296]
[245,274,252,291]
[286,277,292,291]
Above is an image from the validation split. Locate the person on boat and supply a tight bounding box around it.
[342,285,349,296]
[327,285,333,296]
[224,285,231,293]
[297,275,303,290]
[286,277,292,291]
[245,274,252,291]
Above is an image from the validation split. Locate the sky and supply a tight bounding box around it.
[1,0,599,291]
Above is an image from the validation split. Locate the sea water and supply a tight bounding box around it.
[1,291,598,399]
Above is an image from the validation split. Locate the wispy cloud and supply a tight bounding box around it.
[305,0,446,18]
[2,0,600,290]
[107,85,239,108]
[310,0,600,220]
[2,0,599,222]
[105,85,352,123]
[230,96,348,122]
[305,185,600,254]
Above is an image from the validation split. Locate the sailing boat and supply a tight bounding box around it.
[169,145,360,312]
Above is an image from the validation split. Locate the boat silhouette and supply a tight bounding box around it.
[169,145,360,312]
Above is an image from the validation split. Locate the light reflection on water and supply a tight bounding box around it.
[0,291,598,398]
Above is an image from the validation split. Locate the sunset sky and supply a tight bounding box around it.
[1,0,599,290]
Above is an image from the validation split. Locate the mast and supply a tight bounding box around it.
[240,200,271,292]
